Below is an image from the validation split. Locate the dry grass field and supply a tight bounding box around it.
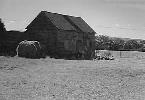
[1,51,145,100]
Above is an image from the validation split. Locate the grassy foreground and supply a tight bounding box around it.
[0,55,145,100]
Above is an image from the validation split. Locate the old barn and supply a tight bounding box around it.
[25,11,96,59]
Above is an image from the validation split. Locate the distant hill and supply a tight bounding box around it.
[109,36,144,42]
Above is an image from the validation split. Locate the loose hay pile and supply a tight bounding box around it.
[94,50,115,60]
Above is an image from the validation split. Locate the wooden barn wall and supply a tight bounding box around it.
[84,33,96,47]
[26,29,95,58]
[56,30,78,54]
[56,30,95,54]
[84,32,96,58]
[0,31,25,55]
[4,32,24,47]
[25,29,57,54]
[25,14,58,55]
[25,12,57,42]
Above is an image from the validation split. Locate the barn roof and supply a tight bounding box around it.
[44,11,77,31]
[67,16,94,33]
[26,11,95,33]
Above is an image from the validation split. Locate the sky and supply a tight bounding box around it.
[0,0,145,39]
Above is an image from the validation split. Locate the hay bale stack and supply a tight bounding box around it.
[16,40,42,58]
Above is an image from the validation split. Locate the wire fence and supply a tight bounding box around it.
[97,50,145,59]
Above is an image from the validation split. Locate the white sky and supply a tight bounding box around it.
[0,0,145,39]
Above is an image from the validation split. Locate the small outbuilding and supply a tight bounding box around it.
[25,11,96,59]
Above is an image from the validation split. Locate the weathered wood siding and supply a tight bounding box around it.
[56,30,78,55]
[25,14,58,55]
[55,29,95,58]
[0,31,25,56]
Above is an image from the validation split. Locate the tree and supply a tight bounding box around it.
[140,40,145,45]
[95,35,125,50]
[95,35,110,50]
[0,18,6,32]
[124,40,142,50]
[0,18,6,53]
[108,38,125,50]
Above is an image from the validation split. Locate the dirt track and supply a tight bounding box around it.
[0,56,145,100]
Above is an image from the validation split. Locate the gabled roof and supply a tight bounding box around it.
[44,11,77,31]
[67,16,95,33]
[26,11,95,33]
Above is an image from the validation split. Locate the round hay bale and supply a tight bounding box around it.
[16,40,42,58]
